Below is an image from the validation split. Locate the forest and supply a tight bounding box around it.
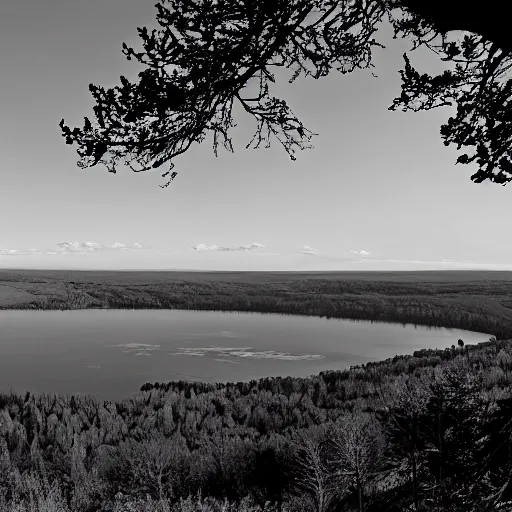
[2,272,512,340]
[2,272,512,510]
[0,334,511,511]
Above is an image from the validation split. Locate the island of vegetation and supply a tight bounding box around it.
[0,270,511,511]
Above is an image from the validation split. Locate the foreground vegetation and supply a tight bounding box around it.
[1,270,512,338]
[0,338,511,511]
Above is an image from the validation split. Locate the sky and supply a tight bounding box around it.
[0,0,511,271]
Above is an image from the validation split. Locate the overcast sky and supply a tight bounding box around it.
[1,0,511,271]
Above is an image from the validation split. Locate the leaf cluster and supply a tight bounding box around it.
[60,0,386,186]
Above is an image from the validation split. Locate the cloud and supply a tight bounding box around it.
[0,248,39,256]
[192,244,220,251]
[55,241,100,253]
[0,249,22,256]
[376,258,512,270]
[192,242,267,252]
[0,241,146,258]
[349,249,371,257]
[301,245,319,255]
[52,241,145,255]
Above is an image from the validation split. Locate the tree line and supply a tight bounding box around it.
[3,278,512,339]
[1,337,512,510]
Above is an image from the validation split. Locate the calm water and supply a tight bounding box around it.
[0,310,491,402]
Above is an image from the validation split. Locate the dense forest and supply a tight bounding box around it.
[2,275,512,339]
[2,273,512,510]
[1,336,512,511]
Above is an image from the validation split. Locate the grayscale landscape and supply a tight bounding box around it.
[0,0,511,511]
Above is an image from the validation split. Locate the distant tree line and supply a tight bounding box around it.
[3,278,512,339]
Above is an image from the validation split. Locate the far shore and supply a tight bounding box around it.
[0,269,511,339]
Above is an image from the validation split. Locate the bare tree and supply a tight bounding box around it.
[290,424,340,512]
[328,411,385,512]
[112,431,183,506]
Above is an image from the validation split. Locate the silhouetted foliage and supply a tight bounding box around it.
[60,0,512,187]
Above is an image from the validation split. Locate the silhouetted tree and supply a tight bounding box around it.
[377,372,434,511]
[60,0,512,188]
[421,358,487,509]
[250,437,291,511]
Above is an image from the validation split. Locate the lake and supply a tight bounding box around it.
[0,309,491,402]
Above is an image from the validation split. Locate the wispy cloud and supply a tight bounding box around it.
[349,249,371,257]
[4,240,512,272]
[0,249,31,256]
[0,241,146,257]
[192,244,220,251]
[55,241,100,253]
[300,245,319,256]
[374,258,512,270]
[192,242,267,252]
[53,241,145,255]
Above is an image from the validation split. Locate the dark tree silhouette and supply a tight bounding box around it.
[60,0,512,187]
[458,338,464,349]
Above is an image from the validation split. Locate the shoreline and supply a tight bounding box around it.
[1,271,511,339]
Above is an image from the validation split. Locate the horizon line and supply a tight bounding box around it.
[1,268,512,273]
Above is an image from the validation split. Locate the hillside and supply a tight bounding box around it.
[0,338,510,511]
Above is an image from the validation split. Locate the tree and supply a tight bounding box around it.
[290,424,338,512]
[476,395,512,510]
[102,432,180,503]
[376,372,434,511]
[419,358,488,510]
[60,0,512,188]
[0,437,12,504]
[197,430,254,503]
[250,436,292,511]
[328,411,385,512]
